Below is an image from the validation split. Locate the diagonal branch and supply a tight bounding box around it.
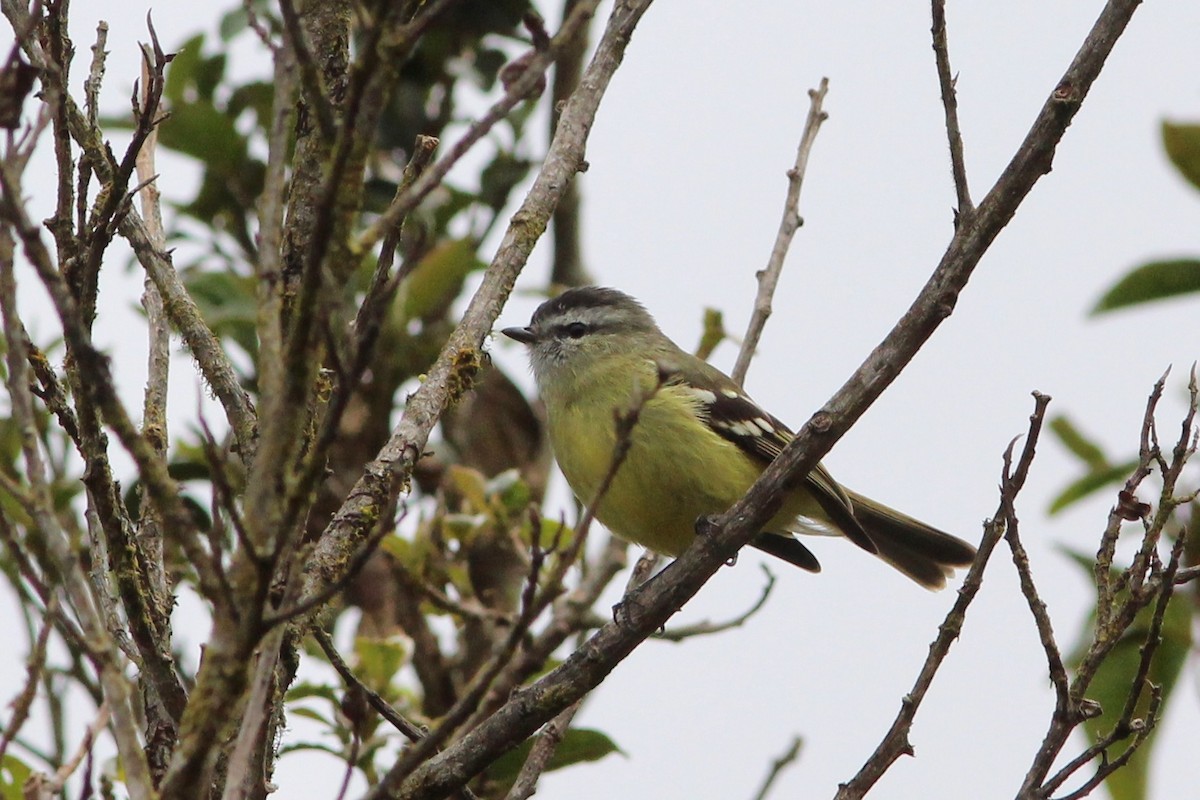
[731,77,829,385]
[378,3,1145,797]
[834,393,1051,799]
[931,0,973,216]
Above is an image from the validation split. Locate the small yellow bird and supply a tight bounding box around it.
[503,287,976,589]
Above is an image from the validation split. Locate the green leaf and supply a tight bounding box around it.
[1056,545,1098,577]
[288,706,334,727]
[487,468,532,515]
[193,52,228,101]
[1,753,33,800]
[183,270,259,360]
[227,81,276,129]
[1048,415,1110,470]
[446,464,490,513]
[159,102,247,170]
[287,681,341,704]
[487,727,622,789]
[353,635,411,689]
[1048,459,1140,514]
[1091,259,1200,315]
[1067,566,1192,800]
[530,517,574,551]
[478,151,532,212]
[399,238,486,322]
[164,34,206,104]
[1161,121,1200,192]
[278,741,346,758]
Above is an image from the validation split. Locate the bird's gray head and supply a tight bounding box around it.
[501,287,661,384]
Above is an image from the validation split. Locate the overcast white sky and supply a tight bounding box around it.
[5,1,1200,799]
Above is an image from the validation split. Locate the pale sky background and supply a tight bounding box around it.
[4,1,1200,799]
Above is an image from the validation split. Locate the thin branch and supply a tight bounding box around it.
[303,0,625,616]
[1094,371,1165,628]
[654,564,776,642]
[834,393,1050,800]
[548,0,595,287]
[0,595,56,766]
[369,3,1144,797]
[751,735,804,800]
[503,700,583,800]
[134,32,178,766]
[930,0,973,216]
[730,77,829,385]
[40,703,110,794]
[353,0,601,258]
[1003,407,1070,713]
[1050,687,1162,800]
[313,628,426,743]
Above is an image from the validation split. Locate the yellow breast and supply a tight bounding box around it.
[545,365,781,556]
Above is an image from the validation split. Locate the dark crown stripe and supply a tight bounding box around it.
[532,286,643,324]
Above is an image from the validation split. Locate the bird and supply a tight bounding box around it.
[501,286,976,589]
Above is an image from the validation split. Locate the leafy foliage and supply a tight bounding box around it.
[1092,121,1200,315]
[1051,116,1200,800]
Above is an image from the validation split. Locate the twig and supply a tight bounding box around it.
[0,595,56,766]
[731,78,829,385]
[1019,373,1196,798]
[503,699,584,800]
[353,0,602,258]
[654,564,776,642]
[930,0,973,216]
[1094,371,1165,628]
[376,3,1146,797]
[1173,564,1200,585]
[548,0,595,287]
[304,0,635,621]
[389,375,664,786]
[1003,396,1070,713]
[43,703,110,793]
[133,29,177,749]
[834,393,1050,800]
[751,735,803,800]
[313,628,426,743]
[1050,687,1163,800]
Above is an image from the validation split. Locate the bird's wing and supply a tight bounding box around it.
[671,359,878,554]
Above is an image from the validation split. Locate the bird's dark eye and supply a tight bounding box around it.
[563,322,588,338]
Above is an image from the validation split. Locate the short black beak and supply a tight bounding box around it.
[501,326,536,345]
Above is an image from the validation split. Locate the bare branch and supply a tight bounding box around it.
[654,564,776,642]
[834,393,1051,799]
[504,700,584,800]
[305,0,628,619]
[313,628,427,743]
[751,735,804,800]
[930,0,972,215]
[0,595,55,766]
[731,77,829,385]
[369,3,1144,797]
